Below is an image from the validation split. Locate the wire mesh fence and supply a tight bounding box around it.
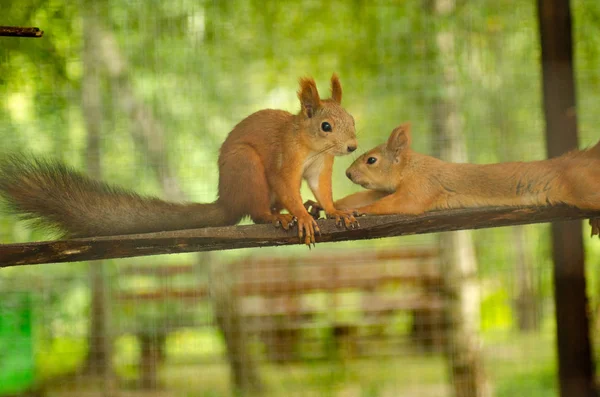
[1,1,599,396]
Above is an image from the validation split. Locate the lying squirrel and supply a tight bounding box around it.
[307,122,600,236]
[0,74,359,245]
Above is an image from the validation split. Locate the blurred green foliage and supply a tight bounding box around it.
[1,0,600,395]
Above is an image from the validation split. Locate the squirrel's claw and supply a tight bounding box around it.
[343,214,359,229]
[335,216,342,228]
[349,219,360,229]
[328,210,359,230]
[296,213,319,247]
[272,213,295,231]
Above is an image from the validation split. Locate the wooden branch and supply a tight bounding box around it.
[0,26,44,37]
[1,205,598,267]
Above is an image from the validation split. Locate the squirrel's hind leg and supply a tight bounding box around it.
[218,146,294,230]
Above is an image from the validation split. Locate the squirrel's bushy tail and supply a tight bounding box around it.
[0,156,233,238]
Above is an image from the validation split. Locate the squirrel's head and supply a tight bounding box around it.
[345,123,412,192]
[297,74,357,156]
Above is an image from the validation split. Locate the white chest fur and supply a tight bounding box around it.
[302,153,325,192]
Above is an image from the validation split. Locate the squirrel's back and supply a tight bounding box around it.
[220,109,293,157]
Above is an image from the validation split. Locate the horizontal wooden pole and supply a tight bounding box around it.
[0,205,598,267]
[0,26,44,37]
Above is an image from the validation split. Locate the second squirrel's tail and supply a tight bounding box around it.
[0,156,235,238]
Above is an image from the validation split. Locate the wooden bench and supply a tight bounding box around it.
[114,247,445,364]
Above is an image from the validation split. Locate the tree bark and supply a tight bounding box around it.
[93,23,263,393]
[1,205,598,267]
[138,333,160,390]
[96,25,183,200]
[431,1,490,395]
[488,28,540,333]
[211,260,264,395]
[0,26,44,37]
[512,226,539,331]
[81,8,113,388]
[537,1,596,395]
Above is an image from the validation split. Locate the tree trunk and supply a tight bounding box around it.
[512,226,539,331]
[95,22,263,393]
[138,333,160,390]
[431,1,490,396]
[96,25,183,200]
[537,1,596,395]
[81,8,113,387]
[488,29,540,334]
[211,260,264,395]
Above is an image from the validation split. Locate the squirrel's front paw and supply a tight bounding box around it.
[303,200,323,220]
[295,213,321,247]
[272,213,296,230]
[327,210,360,229]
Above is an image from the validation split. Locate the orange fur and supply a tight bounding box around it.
[218,74,359,244]
[0,75,359,245]
[330,73,342,104]
[338,123,600,236]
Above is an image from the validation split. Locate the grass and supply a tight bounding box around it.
[36,327,571,397]
[483,331,558,397]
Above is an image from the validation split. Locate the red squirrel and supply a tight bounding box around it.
[0,74,359,245]
[307,122,600,236]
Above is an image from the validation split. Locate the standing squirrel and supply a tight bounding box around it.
[307,122,600,236]
[0,74,359,245]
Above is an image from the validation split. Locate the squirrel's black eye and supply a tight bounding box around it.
[366,157,377,165]
[321,122,332,132]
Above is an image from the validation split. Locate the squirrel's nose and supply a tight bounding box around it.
[347,145,357,153]
[346,170,352,179]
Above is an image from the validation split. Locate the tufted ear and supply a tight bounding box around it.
[330,73,342,104]
[298,77,321,118]
[386,122,412,162]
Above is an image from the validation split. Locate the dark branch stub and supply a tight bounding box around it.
[0,205,598,267]
[0,26,44,38]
